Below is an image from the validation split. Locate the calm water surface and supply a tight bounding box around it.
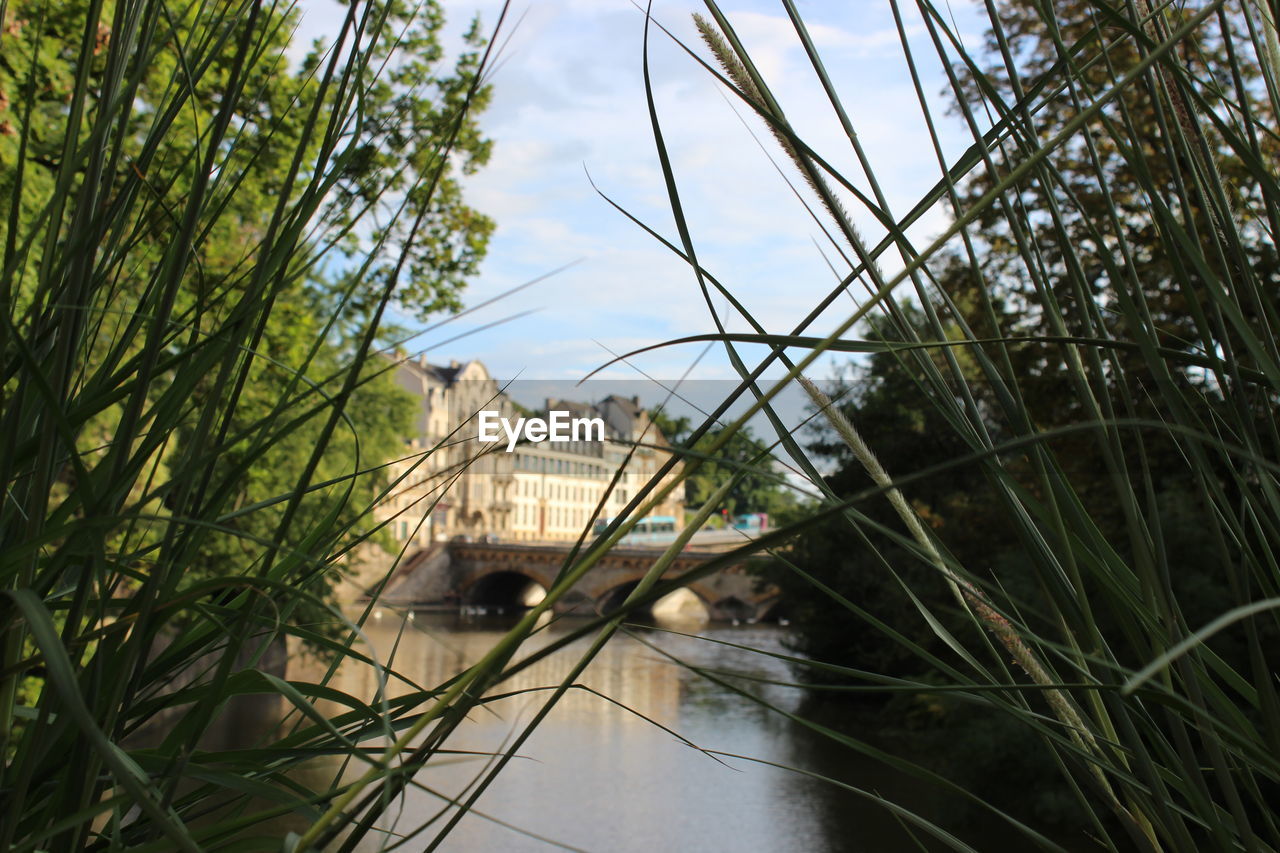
[286,611,938,853]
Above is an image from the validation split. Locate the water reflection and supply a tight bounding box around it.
[284,612,921,852]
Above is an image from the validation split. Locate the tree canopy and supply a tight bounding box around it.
[0,0,495,609]
[651,409,796,520]
[767,0,1280,834]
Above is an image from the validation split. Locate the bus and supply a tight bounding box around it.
[592,515,678,542]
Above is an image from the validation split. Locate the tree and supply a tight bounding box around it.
[939,0,1279,406]
[931,0,1280,637]
[0,0,493,601]
[0,0,494,318]
[651,410,795,519]
[1,0,498,844]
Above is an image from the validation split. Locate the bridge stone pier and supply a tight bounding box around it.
[380,541,777,622]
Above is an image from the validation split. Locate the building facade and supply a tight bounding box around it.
[382,357,685,547]
[383,357,518,547]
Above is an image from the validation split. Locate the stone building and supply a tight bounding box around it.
[594,394,686,529]
[381,357,685,546]
[383,357,518,545]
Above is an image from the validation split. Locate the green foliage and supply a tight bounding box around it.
[4,0,1279,848]
[0,0,496,847]
[0,0,488,601]
[622,0,1280,849]
[651,409,796,517]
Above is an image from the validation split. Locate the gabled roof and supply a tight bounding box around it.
[600,394,643,419]
[396,356,468,386]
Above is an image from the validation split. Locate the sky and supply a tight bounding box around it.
[292,1,986,425]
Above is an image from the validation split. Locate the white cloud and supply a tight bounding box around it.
[292,0,977,386]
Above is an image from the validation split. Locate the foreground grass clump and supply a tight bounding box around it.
[0,3,776,849]
[0,0,505,848]
[602,0,1280,849]
[4,0,1278,848]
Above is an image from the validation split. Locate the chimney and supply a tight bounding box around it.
[450,359,460,369]
[631,395,640,406]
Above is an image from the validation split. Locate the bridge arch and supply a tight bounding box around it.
[462,569,548,609]
[756,595,788,623]
[711,595,754,622]
[383,541,777,621]
[596,577,713,623]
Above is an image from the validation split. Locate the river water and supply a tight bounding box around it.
[283,610,946,853]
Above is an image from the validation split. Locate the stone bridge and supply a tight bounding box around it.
[379,541,778,622]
